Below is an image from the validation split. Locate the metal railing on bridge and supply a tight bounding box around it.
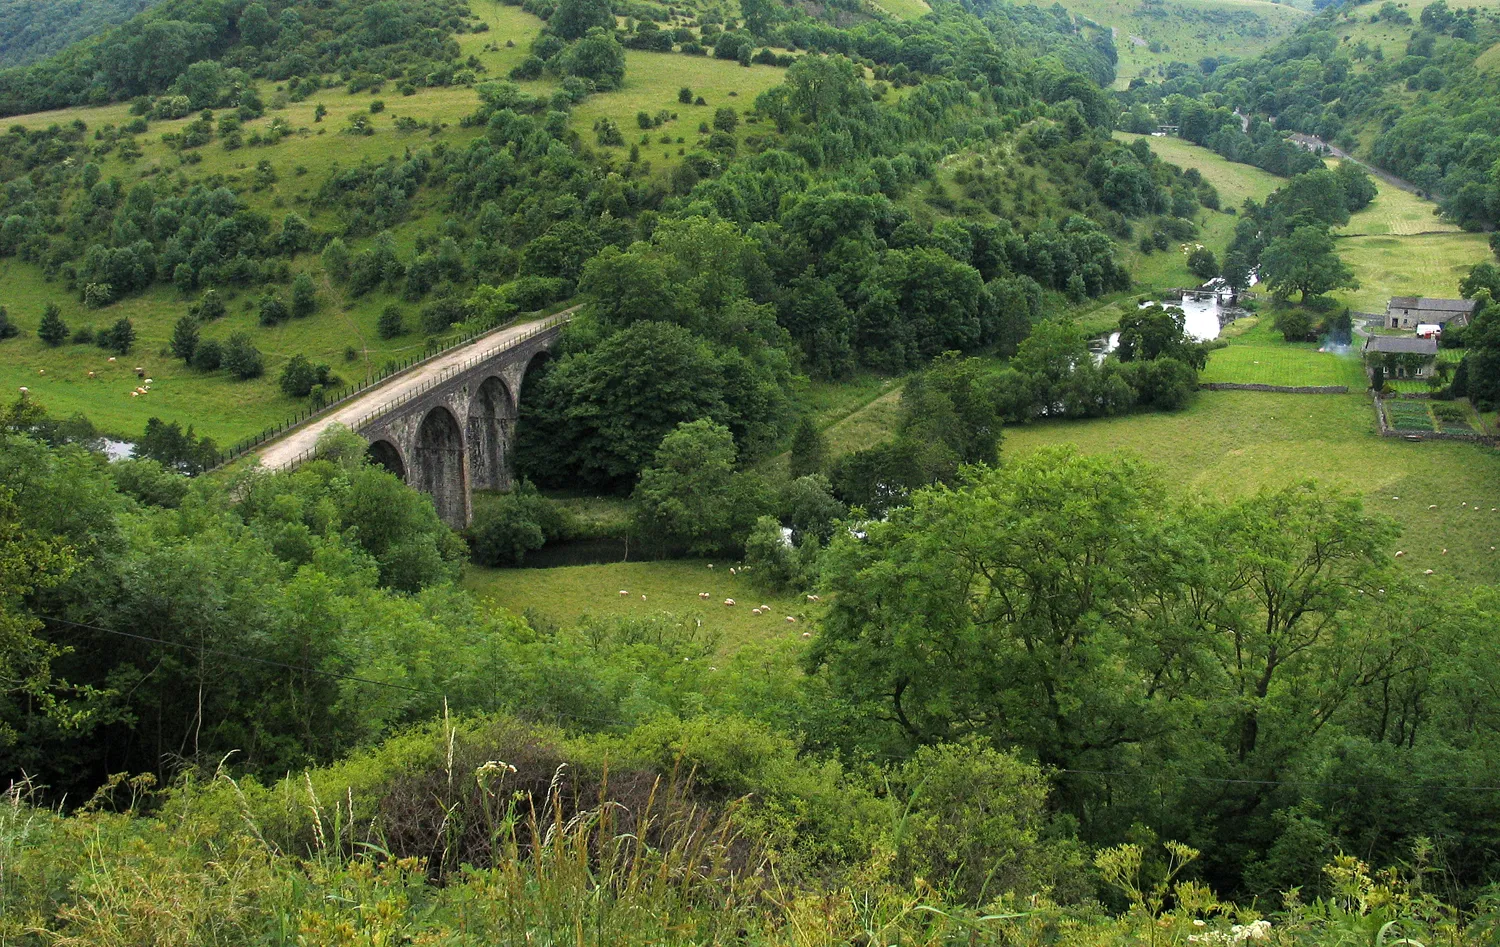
[210,311,571,472]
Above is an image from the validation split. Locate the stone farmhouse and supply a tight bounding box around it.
[1385,297,1476,331]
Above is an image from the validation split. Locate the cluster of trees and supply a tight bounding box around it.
[1222,162,1375,303]
[0,0,476,116]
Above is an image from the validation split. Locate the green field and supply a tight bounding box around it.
[569,51,790,173]
[868,0,932,19]
[463,558,819,653]
[1201,316,1368,387]
[1003,390,1500,586]
[1335,166,1460,236]
[1116,132,1285,210]
[1332,232,1493,313]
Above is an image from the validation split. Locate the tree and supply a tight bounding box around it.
[37,304,68,346]
[291,273,318,317]
[559,28,626,90]
[0,307,15,340]
[1273,308,1317,342]
[550,0,615,40]
[1187,246,1219,281]
[194,289,226,321]
[1260,225,1357,301]
[377,305,405,339]
[467,481,564,566]
[1115,304,1203,366]
[713,107,738,133]
[191,338,223,371]
[1459,262,1500,301]
[788,417,827,478]
[631,419,769,556]
[222,332,264,379]
[279,354,319,397]
[258,292,289,326]
[99,317,135,354]
[0,484,78,732]
[169,315,199,363]
[678,86,693,104]
[322,237,350,282]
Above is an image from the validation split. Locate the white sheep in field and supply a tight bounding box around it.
[751,608,762,616]
[806,594,821,602]
[729,567,737,575]
[785,616,796,624]
[723,598,735,606]
[1395,551,1405,557]
[143,378,153,385]
[801,631,812,639]
[87,371,95,379]
[619,589,629,597]
[699,592,709,600]
[107,357,116,363]
[37,368,44,375]
[759,605,769,612]
[1429,504,1438,510]
[1442,548,1448,555]
[130,391,138,397]
[640,594,646,601]
[707,563,714,570]
[17,386,27,394]
[1424,570,1435,575]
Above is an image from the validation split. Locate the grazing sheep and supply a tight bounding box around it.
[785,616,796,624]
[619,589,629,597]
[801,631,812,639]
[17,386,27,393]
[806,594,821,602]
[729,567,737,575]
[1391,496,1399,500]
[87,371,95,379]
[1429,504,1438,510]
[1424,569,1435,575]
[107,357,116,363]
[759,605,769,612]
[1395,551,1405,557]
[144,378,153,385]
[1442,548,1448,555]
[130,391,138,397]
[699,592,709,600]
[751,608,762,616]
[723,599,735,606]
[134,367,144,377]
[640,594,646,601]
[37,368,44,375]
[707,563,714,569]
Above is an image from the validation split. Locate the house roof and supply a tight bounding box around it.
[1366,336,1438,355]
[1388,297,1476,313]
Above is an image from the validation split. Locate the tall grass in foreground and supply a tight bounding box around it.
[5,721,1500,946]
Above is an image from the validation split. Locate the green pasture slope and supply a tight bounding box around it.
[0,4,792,444]
[1054,0,1309,88]
[464,558,820,654]
[1005,390,1500,587]
[1200,316,1368,388]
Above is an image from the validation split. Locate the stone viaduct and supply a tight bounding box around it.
[255,315,569,528]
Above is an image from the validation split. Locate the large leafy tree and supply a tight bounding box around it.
[549,0,615,40]
[1259,225,1357,301]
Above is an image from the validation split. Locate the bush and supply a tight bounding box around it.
[378,305,405,339]
[37,304,68,346]
[98,317,135,354]
[222,332,264,379]
[467,481,567,566]
[0,306,17,340]
[191,338,223,371]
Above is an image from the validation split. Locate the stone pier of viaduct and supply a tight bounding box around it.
[254,316,568,529]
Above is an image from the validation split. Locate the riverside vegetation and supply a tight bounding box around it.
[7,0,1500,942]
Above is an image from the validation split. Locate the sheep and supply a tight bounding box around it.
[785,616,796,624]
[143,378,153,385]
[134,367,144,377]
[806,594,821,602]
[640,594,646,601]
[107,357,116,363]
[801,631,812,639]
[1391,496,1399,500]
[17,386,27,393]
[1424,569,1435,575]
[699,592,710,600]
[619,589,629,597]
[759,605,770,612]
[723,599,735,606]
[751,608,762,616]
[130,391,138,397]
[1442,548,1448,555]
[1395,551,1405,557]
[1429,504,1438,510]
[37,368,44,375]
[707,563,714,569]
[87,371,95,379]
[729,567,737,575]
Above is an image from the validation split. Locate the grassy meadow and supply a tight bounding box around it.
[1331,232,1493,313]
[1200,315,1369,387]
[1004,389,1500,587]
[868,0,933,19]
[463,558,820,653]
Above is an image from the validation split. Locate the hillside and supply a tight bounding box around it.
[1049,0,1310,88]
